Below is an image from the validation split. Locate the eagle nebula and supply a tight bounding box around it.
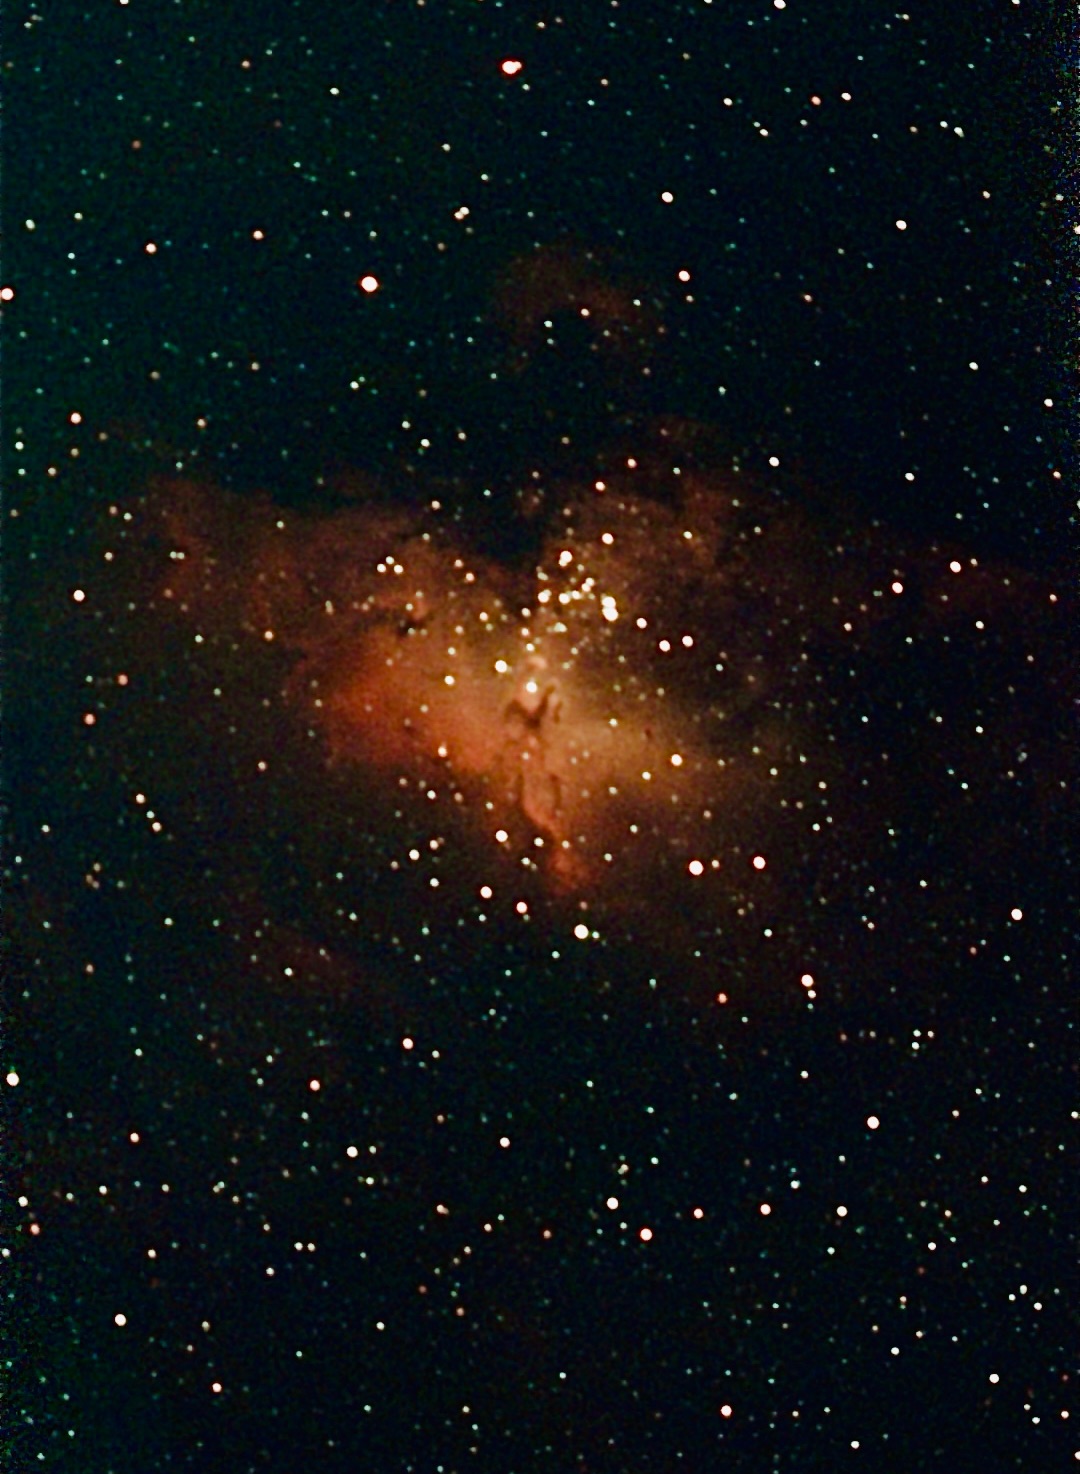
[57,427,1066,1023]
[32,248,1068,1036]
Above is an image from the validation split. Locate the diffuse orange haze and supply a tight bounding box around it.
[125,467,847,958]
[92,454,1063,1001]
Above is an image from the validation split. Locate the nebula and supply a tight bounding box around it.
[55,415,1067,1018]
[128,466,822,918]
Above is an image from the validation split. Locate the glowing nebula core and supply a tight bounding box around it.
[123,466,842,959]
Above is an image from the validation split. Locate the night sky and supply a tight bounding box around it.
[5,2,1077,1470]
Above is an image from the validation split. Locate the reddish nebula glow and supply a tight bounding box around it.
[86,428,1060,1018]
[90,452,900,1018]
[132,467,813,929]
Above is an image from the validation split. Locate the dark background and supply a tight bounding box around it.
[4,1,1076,1470]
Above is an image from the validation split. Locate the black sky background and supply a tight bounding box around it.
[6,0,1072,556]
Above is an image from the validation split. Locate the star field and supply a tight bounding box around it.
[5,2,1076,1471]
